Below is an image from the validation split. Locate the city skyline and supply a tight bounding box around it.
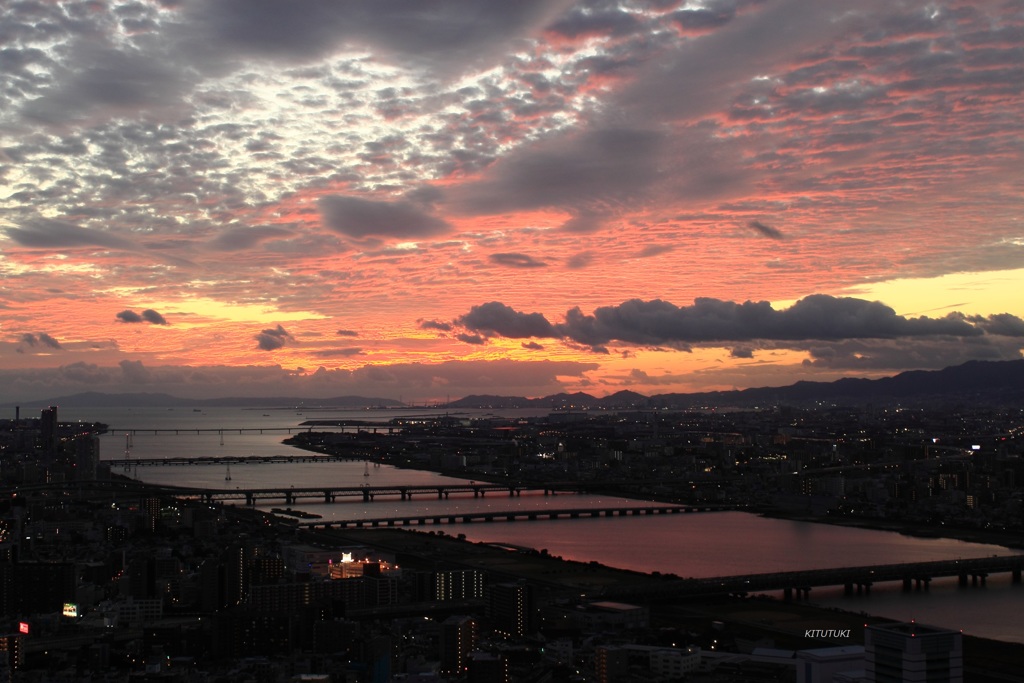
[2,0,1023,402]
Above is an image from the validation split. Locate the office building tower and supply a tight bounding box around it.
[440,615,476,675]
[865,622,962,683]
[40,406,58,454]
[487,582,534,638]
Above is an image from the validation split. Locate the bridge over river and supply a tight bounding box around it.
[153,482,743,506]
[291,504,733,529]
[600,554,1024,600]
[106,421,399,436]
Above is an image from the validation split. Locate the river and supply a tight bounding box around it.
[65,406,1024,644]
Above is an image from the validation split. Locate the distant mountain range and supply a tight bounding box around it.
[446,359,1024,409]
[1,392,404,411]
[4,359,1023,413]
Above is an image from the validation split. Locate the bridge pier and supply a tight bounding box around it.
[959,573,968,587]
[1013,567,1021,584]
[245,493,254,506]
[845,583,854,596]
[324,492,333,503]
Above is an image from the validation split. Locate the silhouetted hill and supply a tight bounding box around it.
[449,360,1024,409]
[658,359,1024,408]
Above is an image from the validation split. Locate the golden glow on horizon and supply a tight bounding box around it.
[153,297,328,326]
[842,269,1024,317]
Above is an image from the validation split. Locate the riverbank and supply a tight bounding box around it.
[761,511,1024,551]
[316,526,1024,681]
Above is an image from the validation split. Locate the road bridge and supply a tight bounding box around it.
[119,481,583,505]
[599,554,1024,600]
[294,504,731,529]
[105,454,367,467]
[106,422,400,435]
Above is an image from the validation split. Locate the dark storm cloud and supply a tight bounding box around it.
[313,348,364,357]
[183,0,567,70]
[547,5,642,38]
[419,320,453,332]
[320,196,451,240]
[456,333,486,345]
[452,295,996,349]
[256,324,293,351]
[636,244,676,258]
[142,309,168,325]
[116,309,168,325]
[801,337,1023,371]
[566,251,594,269]
[489,253,547,268]
[116,310,144,323]
[560,208,609,234]
[557,295,983,347]
[458,302,556,339]
[19,42,189,126]
[4,218,134,250]
[748,220,784,240]
[209,226,294,251]
[452,128,663,217]
[669,0,765,33]
[20,333,62,349]
[970,313,1024,337]
[522,341,544,350]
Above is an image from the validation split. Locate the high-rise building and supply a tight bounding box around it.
[0,633,24,673]
[865,622,962,683]
[487,582,534,638]
[74,434,100,480]
[439,615,476,675]
[40,406,58,454]
[415,567,486,602]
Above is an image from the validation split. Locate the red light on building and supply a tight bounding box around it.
[18,622,29,634]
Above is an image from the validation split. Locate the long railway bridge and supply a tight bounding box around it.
[599,554,1024,600]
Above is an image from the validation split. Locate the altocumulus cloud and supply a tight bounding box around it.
[452,295,1012,348]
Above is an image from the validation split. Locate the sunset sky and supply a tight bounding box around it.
[2,0,1023,403]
